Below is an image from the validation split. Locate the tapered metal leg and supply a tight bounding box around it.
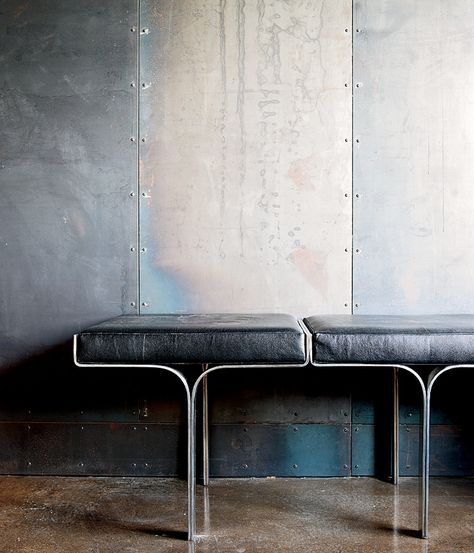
[392,367,400,485]
[202,364,210,486]
[189,386,197,540]
[421,386,430,539]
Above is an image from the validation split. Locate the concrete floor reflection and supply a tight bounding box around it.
[0,476,471,552]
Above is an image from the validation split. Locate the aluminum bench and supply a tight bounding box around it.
[74,313,309,541]
[303,314,474,538]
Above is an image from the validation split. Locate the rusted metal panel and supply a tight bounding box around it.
[139,0,352,315]
[0,0,139,369]
[353,0,474,313]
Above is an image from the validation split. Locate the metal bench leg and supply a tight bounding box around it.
[393,367,400,485]
[202,365,210,486]
[421,379,431,539]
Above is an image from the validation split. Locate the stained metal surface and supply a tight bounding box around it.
[139,0,352,314]
[353,0,474,313]
[0,0,138,369]
[0,422,186,476]
[209,423,351,477]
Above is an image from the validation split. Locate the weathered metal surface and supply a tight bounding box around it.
[0,423,185,476]
[0,0,138,369]
[209,370,351,424]
[139,0,352,314]
[353,0,474,313]
[209,424,351,477]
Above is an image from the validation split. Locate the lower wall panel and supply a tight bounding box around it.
[209,424,351,477]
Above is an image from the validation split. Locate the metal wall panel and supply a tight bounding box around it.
[353,0,474,313]
[139,0,352,314]
[0,0,139,369]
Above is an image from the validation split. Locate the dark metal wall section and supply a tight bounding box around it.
[0,0,139,369]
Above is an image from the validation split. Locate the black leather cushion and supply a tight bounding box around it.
[76,314,306,365]
[304,315,474,365]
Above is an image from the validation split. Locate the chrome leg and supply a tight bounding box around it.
[190,380,198,540]
[202,364,210,486]
[421,381,431,539]
[393,367,400,485]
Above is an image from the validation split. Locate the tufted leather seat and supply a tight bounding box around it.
[76,313,306,365]
[304,314,474,365]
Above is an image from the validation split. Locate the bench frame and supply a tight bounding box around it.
[72,335,195,539]
[74,327,471,542]
[423,364,474,537]
[190,320,312,539]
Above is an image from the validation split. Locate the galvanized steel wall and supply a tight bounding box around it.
[138,0,352,315]
[0,0,473,477]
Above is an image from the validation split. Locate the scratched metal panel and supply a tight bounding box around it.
[353,0,474,313]
[209,424,351,477]
[139,0,352,314]
[0,0,138,370]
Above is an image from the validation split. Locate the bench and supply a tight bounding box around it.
[74,313,309,541]
[304,313,474,538]
[74,313,474,541]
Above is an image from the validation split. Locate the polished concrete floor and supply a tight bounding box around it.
[0,476,472,553]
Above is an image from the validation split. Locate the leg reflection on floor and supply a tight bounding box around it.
[0,476,471,553]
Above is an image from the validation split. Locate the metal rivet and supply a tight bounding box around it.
[344,303,349,307]
[142,302,149,307]
[243,427,248,432]
[344,412,349,417]
[408,412,413,417]
[80,411,84,415]
[130,247,136,252]
[344,83,349,87]
[130,82,136,88]
[79,462,84,467]
[293,464,298,469]
[133,426,137,431]
[27,461,32,467]
[132,463,137,468]
[144,426,148,431]
[141,247,147,253]
[356,138,360,143]
[406,465,411,469]
[130,302,136,307]
[141,28,149,34]
[344,28,349,33]
[355,83,362,88]
[343,427,349,433]
[355,248,361,253]
[27,425,31,430]
[344,248,349,252]
[356,28,360,33]
[141,192,147,197]
[243,464,248,469]
[293,427,298,432]
[130,137,136,142]
[355,427,359,432]
[355,464,359,469]
[144,463,149,467]
[355,303,360,308]
[406,427,411,432]
[129,191,135,197]
[344,464,349,469]
[81,426,84,430]
[344,138,349,142]
[130,27,136,32]
[344,193,349,197]
[141,137,146,142]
